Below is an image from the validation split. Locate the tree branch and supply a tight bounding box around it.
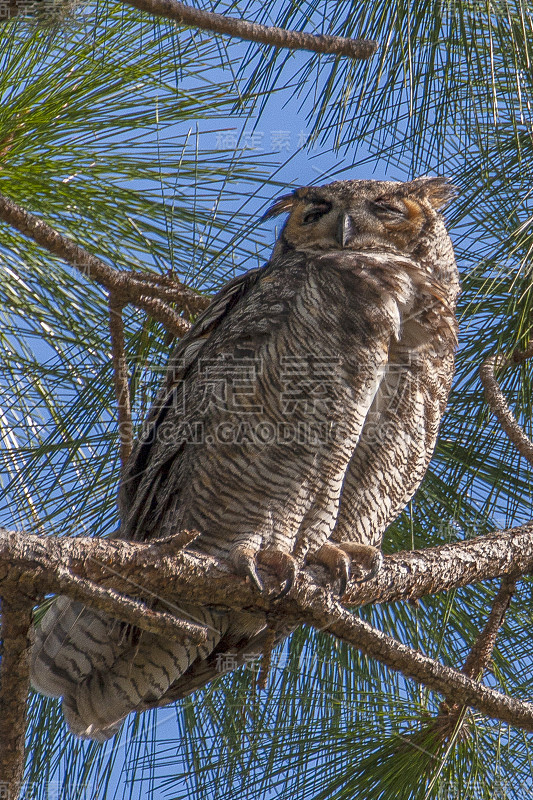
[54,566,208,642]
[1,525,533,611]
[109,295,133,467]
[132,294,192,336]
[461,574,516,681]
[306,588,533,732]
[2,524,533,737]
[427,574,518,742]
[480,342,533,466]
[0,599,33,799]
[120,0,378,60]
[343,525,533,606]
[0,191,208,334]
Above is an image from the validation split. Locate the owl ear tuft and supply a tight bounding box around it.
[412,176,457,209]
[262,192,295,221]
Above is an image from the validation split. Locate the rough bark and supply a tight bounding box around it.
[344,525,533,606]
[2,519,533,781]
[460,575,516,681]
[1,493,532,793]
[0,600,33,793]
[1,525,533,611]
[312,592,533,732]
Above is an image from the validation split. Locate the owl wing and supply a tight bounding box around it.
[30,266,267,740]
[162,266,265,392]
[118,265,264,540]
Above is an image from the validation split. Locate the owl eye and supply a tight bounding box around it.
[302,202,332,225]
[370,199,406,217]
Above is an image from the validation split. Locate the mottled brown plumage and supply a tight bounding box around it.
[30,177,460,739]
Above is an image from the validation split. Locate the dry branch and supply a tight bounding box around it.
[121,0,378,60]
[461,574,516,681]
[55,566,208,642]
[432,575,517,740]
[0,191,207,335]
[319,594,533,732]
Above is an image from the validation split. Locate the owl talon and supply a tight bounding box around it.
[337,542,383,585]
[257,550,297,599]
[308,543,352,595]
[337,562,350,597]
[246,562,265,594]
[230,546,264,593]
[229,546,297,596]
[310,542,382,594]
[363,551,383,582]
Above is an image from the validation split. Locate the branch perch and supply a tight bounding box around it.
[342,524,533,606]
[1,525,533,611]
[2,525,533,736]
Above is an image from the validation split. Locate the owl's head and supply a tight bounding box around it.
[264,176,455,259]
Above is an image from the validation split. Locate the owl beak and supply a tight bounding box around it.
[336,213,353,248]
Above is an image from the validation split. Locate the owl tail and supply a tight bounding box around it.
[30,596,230,741]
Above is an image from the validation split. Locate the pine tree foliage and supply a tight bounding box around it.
[1,1,533,797]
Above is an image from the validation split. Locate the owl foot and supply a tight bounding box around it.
[337,542,383,584]
[257,549,297,600]
[229,546,297,599]
[230,546,264,593]
[309,542,383,596]
[308,543,351,596]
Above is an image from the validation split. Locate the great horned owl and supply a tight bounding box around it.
[30,177,460,740]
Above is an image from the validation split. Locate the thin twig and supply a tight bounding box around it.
[121,0,378,60]
[109,295,133,467]
[300,584,533,733]
[480,342,533,466]
[433,575,517,739]
[0,599,33,797]
[135,294,191,336]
